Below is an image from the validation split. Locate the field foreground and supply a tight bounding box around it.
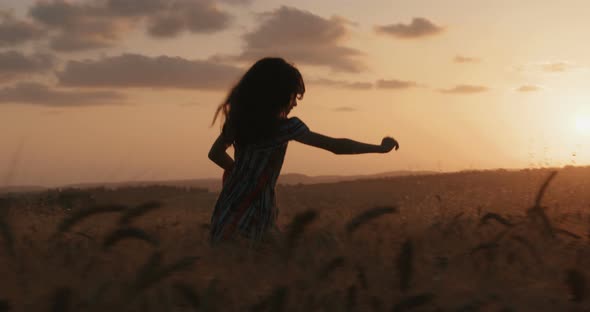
[1,167,590,311]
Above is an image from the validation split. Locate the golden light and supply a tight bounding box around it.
[575,115,590,135]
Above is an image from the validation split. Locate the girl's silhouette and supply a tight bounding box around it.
[209,57,399,244]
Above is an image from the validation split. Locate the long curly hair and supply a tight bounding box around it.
[212,57,305,146]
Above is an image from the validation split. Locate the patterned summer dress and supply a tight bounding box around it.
[210,117,310,243]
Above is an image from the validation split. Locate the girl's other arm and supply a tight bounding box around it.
[208,134,234,171]
[295,131,399,155]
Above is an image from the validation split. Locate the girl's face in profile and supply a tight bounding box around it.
[285,94,298,115]
[280,94,298,118]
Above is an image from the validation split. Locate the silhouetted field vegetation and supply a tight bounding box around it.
[1,167,590,311]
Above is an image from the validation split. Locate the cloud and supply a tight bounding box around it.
[217,0,256,5]
[29,1,132,51]
[236,6,365,72]
[309,78,372,90]
[0,51,56,83]
[104,0,169,16]
[541,61,573,72]
[307,78,422,90]
[29,0,232,51]
[333,106,356,112]
[511,61,582,74]
[0,10,45,47]
[439,84,488,94]
[57,53,243,90]
[144,1,231,37]
[0,82,126,106]
[517,85,541,92]
[375,79,419,89]
[375,17,444,39]
[453,55,480,63]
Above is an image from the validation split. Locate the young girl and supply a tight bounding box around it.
[209,57,399,243]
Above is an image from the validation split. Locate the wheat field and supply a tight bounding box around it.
[1,167,589,311]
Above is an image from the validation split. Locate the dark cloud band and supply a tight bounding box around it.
[0,10,44,47]
[57,53,243,90]
[0,82,126,106]
[29,0,233,52]
[0,51,56,83]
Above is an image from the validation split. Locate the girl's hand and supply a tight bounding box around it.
[380,137,399,153]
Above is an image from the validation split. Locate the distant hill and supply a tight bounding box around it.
[63,171,437,192]
[0,185,47,194]
[275,170,437,186]
[0,170,437,194]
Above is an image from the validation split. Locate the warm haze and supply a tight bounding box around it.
[1,0,590,187]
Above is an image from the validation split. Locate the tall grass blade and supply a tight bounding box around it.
[555,228,582,239]
[392,293,435,312]
[346,206,397,235]
[455,299,485,311]
[527,205,555,238]
[133,251,163,291]
[284,210,318,253]
[0,198,14,257]
[346,284,357,312]
[525,171,558,238]
[200,279,220,312]
[267,286,288,312]
[565,269,586,302]
[172,282,200,310]
[316,257,345,280]
[470,242,500,255]
[159,256,199,278]
[134,253,199,292]
[102,227,159,250]
[534,171,558,207]
[479,213,513,227]
[396,239,413,292]
[249,286,288,312]
[355,264,369,290]
[56,204,127,234]
[510,235,542,264]
[81,281,111,309]
[0,299,11,312]
[119,201,162,225]
[51,287,72,312]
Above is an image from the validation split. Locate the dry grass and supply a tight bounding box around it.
[1,167,590,311]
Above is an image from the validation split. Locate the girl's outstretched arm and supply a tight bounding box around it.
[208,134,234,171]
[295,131,399,154]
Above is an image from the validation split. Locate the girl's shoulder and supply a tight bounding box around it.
[281,116,306,127]
[277,116,310,142]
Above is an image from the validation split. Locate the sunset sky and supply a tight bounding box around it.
[2,0,590,187]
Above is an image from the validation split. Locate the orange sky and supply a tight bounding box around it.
[1,0,590,187]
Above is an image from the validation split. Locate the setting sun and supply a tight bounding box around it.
[575,115,590,135]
